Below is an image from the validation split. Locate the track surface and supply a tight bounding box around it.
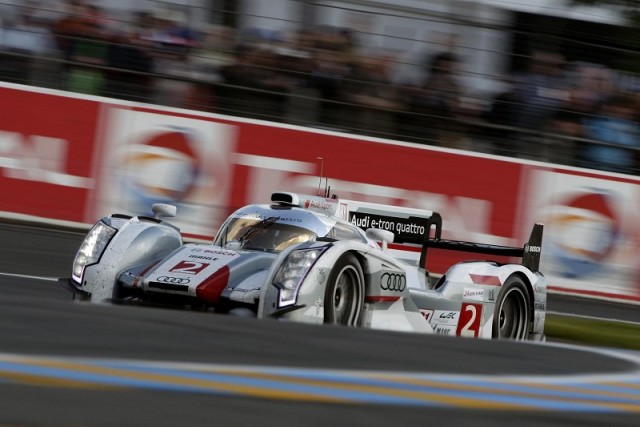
[0,222,639,426]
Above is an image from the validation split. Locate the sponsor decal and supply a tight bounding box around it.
[229,287,259,293]
[169,261,209,275]
[432,325,456,336]
[422,309,460,326]
[192,249,238,257]
[536,185,621,279]
[488,289,496,302]
[524,244,541,253]
[303,198,335,212]
[236,212,303,223]
[463,288,484,301]
[0,132,90,187]
[155,276,190,284]
[380,272,406,292]
[188,255,218,261]
[349,211,428,243]
[94,107,234,236]
[523,169,640,298]
[430,310,460,326]
[419,309,434,322]
[534,302,546,311]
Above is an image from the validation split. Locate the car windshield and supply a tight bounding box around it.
[216,216,317,252]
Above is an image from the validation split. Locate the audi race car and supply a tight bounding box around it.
[59,191,546,341]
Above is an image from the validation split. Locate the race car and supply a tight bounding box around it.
[59,191,546,341]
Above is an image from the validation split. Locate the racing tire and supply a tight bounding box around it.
[324,253,364,326]
[492,276,531,340]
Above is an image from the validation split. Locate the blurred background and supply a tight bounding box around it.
[2,0,640,175]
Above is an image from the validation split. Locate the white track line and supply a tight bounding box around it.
[0,272,57,282]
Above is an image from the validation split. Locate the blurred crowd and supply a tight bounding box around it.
[2,0,640,175]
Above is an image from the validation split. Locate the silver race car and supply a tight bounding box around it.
[59,191,546,341]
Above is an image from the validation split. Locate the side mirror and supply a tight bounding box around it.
[152,203,177,219]
[365,228,394,251]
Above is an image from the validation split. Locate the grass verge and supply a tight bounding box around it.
[545,314,640,350]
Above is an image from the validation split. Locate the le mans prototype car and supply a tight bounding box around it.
[60,191,546,341]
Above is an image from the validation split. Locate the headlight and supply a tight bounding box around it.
[273,247,325,307]
[72,221,116,283]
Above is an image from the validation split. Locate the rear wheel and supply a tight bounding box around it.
[324,253,364,326]
[492,276,531,340]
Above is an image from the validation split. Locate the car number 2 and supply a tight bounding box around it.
[169,261,210,275]
[456,303,482,337]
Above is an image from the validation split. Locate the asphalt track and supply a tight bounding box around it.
[0,222,639,426]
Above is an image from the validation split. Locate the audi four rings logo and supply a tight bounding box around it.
[380,272,406,292]
[156,276,190,284]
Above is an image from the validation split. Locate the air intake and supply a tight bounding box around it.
[271,192,299,206]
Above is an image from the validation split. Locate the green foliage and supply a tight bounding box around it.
[546,314,640,350]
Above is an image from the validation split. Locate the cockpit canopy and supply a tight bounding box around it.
[214,204,366,252]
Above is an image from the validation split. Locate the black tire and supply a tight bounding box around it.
[111,281,125,302]
[324,253,365,326]
[492,276,531,340]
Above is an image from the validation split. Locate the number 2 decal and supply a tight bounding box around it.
[169,261,209,275]
[457,303,482,337]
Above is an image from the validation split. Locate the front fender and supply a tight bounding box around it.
[257,241,330,321]
[79,216,183,302]
[258,239,408,324]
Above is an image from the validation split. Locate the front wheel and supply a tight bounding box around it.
[492,276,531,340]
[324,253,364,326]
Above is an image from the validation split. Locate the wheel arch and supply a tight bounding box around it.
[349,249,375,293]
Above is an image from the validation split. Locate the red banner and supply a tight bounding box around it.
[0,86,98,222]
[1,83,638,300]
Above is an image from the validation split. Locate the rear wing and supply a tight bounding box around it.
[346,201,543,273]
[420,219,544,273]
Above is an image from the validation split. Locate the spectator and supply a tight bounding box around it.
[399,51,467,148]
[189,24,236,84]
[547,63,613,166]
[308,27,356,129]
[52,1,112,95]
[182,24,236,111]
[219,43,293,121]
[143,8,199,108]
[271,31,317,125]
[342,51,402,137]
[103,20,154,102]
[481,80,521,157]
[0,2,58,86]
[511,50,568,160]
[51,0,87,61]
[309,46,351,129]
[4,2,640,177]
[580,93,640,175]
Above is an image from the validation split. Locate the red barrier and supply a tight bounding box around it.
[1,83,638,300]
[0,86,98,222]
